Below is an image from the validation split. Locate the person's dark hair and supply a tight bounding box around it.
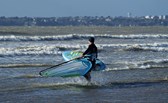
[89,37,94,43]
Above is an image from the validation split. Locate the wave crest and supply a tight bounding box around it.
[0,34,168,41]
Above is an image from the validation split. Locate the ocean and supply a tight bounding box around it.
[0,33,168,103]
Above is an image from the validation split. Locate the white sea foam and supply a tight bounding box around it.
[0,43,89,56]
[0,34,168,41]
[126,59,168,69]
[0,42,167,56]
[0,45,60,56]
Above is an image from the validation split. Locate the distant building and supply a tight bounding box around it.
[145,15,159,19]
[145,15,151,19]
[105,18,112,22]
[159,15,168,20]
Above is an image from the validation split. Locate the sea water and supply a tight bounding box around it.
[0,33,168,103]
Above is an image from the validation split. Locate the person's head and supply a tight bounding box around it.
[88,37,95,44]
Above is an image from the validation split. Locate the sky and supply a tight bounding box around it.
[0,0,167,17]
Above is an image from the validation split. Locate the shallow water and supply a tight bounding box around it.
[0,33,168,103]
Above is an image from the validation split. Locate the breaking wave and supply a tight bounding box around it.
[0,34,168,41]
[123,43,168,52]
[99,42,168,52]
[0,44,87,57]
[131,59,168,69]
[0,42,167,57]
[106,59,168,71]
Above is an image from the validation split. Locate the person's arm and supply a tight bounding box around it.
[83,45,91,56]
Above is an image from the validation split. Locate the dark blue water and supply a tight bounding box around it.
[0,34,168,103]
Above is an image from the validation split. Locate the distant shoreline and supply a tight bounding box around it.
[0,26,168,35]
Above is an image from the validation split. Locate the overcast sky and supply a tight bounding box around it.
[0,0,167,17]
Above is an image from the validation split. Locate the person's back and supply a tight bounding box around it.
[83,43,97,61]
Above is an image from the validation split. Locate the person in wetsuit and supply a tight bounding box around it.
[82,37,98,81]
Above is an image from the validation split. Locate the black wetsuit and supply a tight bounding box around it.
[83,43,98,73]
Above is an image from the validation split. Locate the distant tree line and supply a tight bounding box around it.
[0,16,168,26]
